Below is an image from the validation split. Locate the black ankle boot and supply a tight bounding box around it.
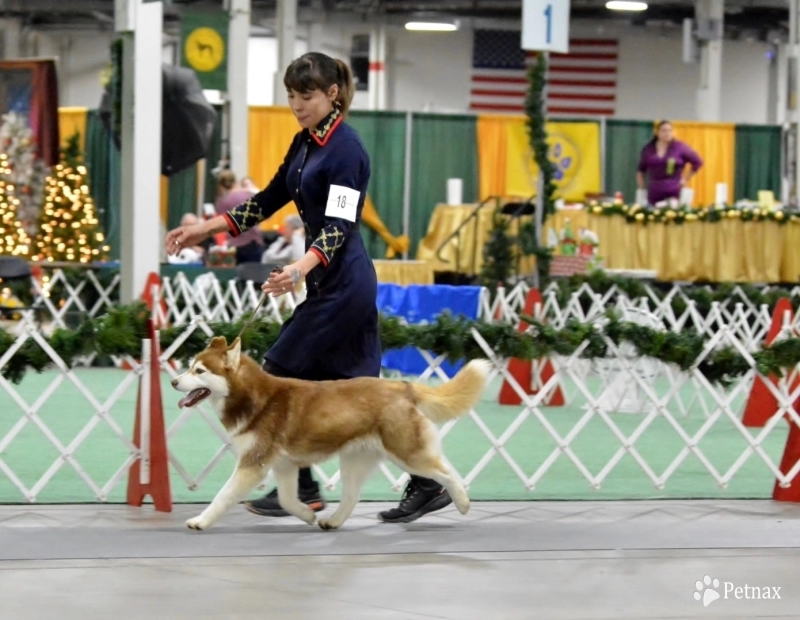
[244,478,325,517]
[378,477,452,523]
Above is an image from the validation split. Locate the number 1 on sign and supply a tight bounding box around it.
[544,3,552,44]
[522,0,569,53]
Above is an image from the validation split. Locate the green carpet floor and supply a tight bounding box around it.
[0,367,790,503]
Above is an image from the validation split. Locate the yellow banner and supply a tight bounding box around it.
[505,119,601,202]
[248,106,301,230]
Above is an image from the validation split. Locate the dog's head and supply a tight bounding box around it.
[171,336,242,408]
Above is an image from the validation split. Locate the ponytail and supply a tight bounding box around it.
[334,58,355,117]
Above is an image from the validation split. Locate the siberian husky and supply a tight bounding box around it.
[171,336,491,531]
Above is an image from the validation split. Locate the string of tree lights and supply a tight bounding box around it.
[0,152,33,256]
[32,133,109,263]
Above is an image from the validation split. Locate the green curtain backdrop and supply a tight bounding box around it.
[167,165,198,231]
[604,119,653,204]
[84,110,120,261]
[410,113,479,256]
[348,110,407,259]
[734,125,782,201]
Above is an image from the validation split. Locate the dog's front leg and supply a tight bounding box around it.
[273,458,317,525]
[186,464,265,531]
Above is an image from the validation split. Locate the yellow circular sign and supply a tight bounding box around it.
[185,27,224,73]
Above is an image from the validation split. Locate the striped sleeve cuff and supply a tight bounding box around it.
[310,225,345,267]
[224,198,262,236]
[222,212,240,237]
[309,246,328,267]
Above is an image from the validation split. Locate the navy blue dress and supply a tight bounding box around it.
[223,108,381,381]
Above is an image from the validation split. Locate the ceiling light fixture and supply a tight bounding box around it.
[605,1,648,10]
[405,21,458,32]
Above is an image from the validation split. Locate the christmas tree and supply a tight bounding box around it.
[0,153,33,256]
[480,207,516,289]
[33,132,109,263]
[0,112,49,256]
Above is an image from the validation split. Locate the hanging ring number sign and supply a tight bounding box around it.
[522,0,571,54]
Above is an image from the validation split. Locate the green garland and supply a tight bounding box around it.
[525,54,557,219]
[586,200,799,226]
[3,302,800,388]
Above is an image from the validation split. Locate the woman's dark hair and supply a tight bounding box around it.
[283,52,355,117]
[649,120,672,144]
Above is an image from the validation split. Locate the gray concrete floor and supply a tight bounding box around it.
[1,500,800,619]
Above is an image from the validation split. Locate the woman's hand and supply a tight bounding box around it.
[165,216,231,256]
[262,262,305,297]
[261,251,321,297]
[165,222,210,256]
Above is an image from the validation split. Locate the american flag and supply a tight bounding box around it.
[469,29,618,117]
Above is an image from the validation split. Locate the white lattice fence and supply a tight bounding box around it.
[2,315,800,503]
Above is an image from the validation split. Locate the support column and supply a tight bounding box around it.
[273,0,298,105]
[116,0,163,304]
[368,24,387,110]
[0,18,21,59]
[227,0,250,179]
[695,0,724,122]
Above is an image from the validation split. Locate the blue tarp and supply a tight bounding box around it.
[376,284,482,377]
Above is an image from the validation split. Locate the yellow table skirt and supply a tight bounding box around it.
[415,204,800,283]
[589,215,798,283]
[373,260,434,286]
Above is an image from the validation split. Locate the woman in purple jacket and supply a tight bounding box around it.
[636,121,703,205]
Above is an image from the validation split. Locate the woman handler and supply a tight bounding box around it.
[165,52,451,524]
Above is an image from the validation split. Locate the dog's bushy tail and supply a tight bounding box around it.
[411,359,492,423]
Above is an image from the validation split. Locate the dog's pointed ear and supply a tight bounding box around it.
[209,336,227,350]
[226,337,241,370]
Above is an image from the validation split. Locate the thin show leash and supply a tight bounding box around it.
[236,265,284,340]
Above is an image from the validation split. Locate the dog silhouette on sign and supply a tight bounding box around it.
[196,41,214,58]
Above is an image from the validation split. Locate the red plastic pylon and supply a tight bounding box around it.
[141,271,168,328]
[498,288,565,406]
[742,298,795,428]
[773,415,800,503]
[127,319,172,512]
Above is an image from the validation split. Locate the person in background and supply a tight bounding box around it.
[215,170,264,263]
[636,120,703,206]
[240,176,259,195]
[262,214,306,264]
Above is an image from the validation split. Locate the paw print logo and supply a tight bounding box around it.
[523,133,580,195]
[549,141,573,182]
[694,575,720,607]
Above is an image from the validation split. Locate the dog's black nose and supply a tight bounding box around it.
[171,378,178,389]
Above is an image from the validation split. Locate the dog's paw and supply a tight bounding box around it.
[186,515,210,531]
[318,518,341,531]
[296,506,317,525]
[452,493,470,515]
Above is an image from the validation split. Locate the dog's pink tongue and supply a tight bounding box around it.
[178,393,193,409]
